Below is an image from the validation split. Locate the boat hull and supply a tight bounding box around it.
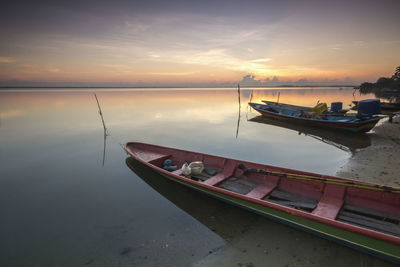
[250,103,380,133]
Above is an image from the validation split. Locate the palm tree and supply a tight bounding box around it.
[391,66,400,81]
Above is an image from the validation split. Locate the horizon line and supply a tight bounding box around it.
[0,85,357,89]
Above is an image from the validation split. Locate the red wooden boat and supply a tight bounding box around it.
[124,142,400,263]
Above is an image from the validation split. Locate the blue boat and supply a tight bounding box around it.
[249,102,381,133]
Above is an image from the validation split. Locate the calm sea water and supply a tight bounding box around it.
[0,87,381,266]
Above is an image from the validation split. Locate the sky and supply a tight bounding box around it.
[0,0,399,87]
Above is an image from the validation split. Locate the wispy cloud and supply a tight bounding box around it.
[48,68,62,73]
[250,58,272,63]
[148,71,198,76]
[1,109,23,119]
[0,57,15,63]
[167,49,272,76]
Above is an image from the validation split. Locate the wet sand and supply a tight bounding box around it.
[193,116,400,267]
[337,116,400,187]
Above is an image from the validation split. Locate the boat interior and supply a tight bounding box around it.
[253,103,359,122]
[129,143,400,237]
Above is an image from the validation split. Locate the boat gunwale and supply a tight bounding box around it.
[124,142,400,246]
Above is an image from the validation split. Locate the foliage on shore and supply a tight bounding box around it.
[358,66,400,94]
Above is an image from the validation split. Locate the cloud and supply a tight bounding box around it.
[0,57,15,63]
[148,71,198,76]
[123,21,150,33]
[48,68,62,73]
[167,49,272,76]
[239,73,359,86]
[101,64,131,69]
[1,109,23,119]
[149,53,161,58]
[251,58,272,63]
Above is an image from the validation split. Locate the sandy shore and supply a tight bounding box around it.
[336,115,400,187]
[193,116,400,267]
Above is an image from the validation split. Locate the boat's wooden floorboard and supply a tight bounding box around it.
[338,213,400,236]
[191,168,220,181]
[263,189,318,212]
[191,171,214,181]
[267,190,318,204]
[343,204,400,222]
[268,199,317,211]
[217,176,258,195]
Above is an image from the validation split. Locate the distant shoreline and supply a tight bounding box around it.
[0,85,356,89]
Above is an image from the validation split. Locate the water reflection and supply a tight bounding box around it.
[125,157,259,241]
[248,115,371,153]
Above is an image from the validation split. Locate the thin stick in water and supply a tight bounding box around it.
[94,93,107,134]
[236,83,241,138]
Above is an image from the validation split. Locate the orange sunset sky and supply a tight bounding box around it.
[0,0,399,87]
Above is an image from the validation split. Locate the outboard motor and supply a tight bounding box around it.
[357,99,381,117]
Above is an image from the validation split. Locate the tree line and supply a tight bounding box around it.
[358,66,400,94]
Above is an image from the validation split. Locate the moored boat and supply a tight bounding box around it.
[124,142,400,264]
[249,102,381,133]
[352,100,400,111]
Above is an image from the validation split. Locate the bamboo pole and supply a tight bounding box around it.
[236,84,241,138]
[239,164,400,193]
[94,93,108,166]
[94,93,107,134]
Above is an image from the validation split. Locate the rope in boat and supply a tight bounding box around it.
[237,164,400,194]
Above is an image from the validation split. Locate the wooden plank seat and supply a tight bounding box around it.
[246,176,279,199]
[203,160,237,186]
[312,184,345,220]
[312,198,344,220]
